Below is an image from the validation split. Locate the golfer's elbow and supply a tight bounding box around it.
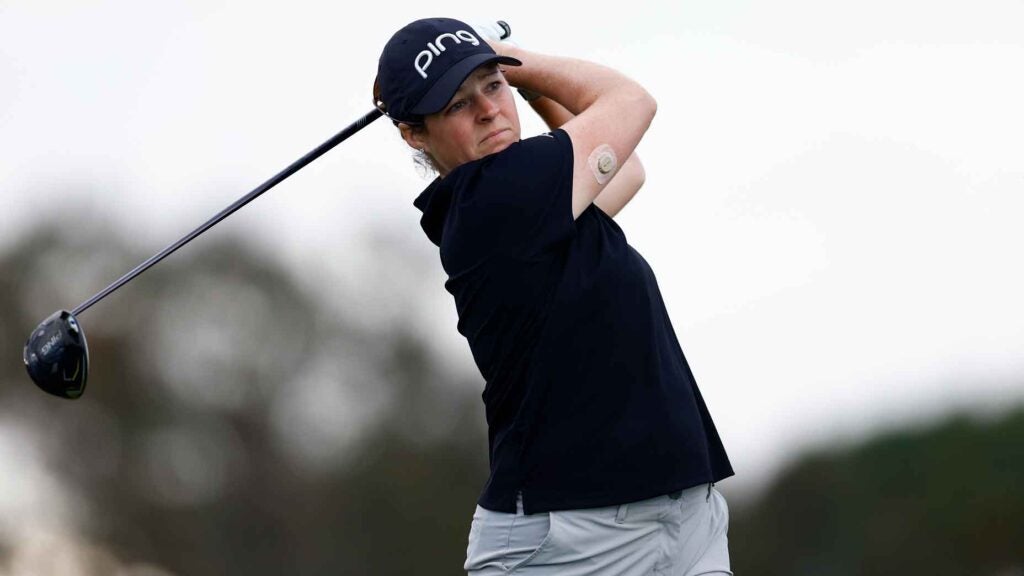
[620,152,646,192]
[634,155,647,190]
[608,78,655,126]
[646,91,658,120]
[635,89,657,128]
[625,153,646,199]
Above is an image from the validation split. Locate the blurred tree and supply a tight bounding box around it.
[730,409,1024,576]
[0,222,488,575]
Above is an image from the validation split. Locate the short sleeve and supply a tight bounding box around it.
[449,129,575,261]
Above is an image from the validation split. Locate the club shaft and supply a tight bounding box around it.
[72,108,384,316]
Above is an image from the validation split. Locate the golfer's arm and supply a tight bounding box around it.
[526,97,645,219]
[495,44,656,220]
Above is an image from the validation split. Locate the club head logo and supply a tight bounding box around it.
[39,333,61,357]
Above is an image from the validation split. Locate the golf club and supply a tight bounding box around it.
[24,108,383,399]
[23,20,514,400]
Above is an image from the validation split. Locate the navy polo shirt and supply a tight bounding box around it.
[413,129,733,514]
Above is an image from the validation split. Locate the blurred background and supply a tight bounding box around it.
[2,0,1022,574]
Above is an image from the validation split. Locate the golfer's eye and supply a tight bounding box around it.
[447,100,467,114]
[486,81,502,92]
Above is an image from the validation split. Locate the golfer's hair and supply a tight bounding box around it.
[403,124,441,176]
[413,148,440,176]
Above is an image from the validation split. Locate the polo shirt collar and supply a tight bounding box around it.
[413,176,450,247]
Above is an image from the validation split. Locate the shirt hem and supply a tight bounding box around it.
[478,470,735,515]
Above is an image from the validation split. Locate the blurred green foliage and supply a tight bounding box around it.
[1,224,1022,575]
[730,411,1024,575]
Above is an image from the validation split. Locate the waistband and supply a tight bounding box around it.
[668,482,715,502]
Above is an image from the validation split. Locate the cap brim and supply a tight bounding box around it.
[410,54,522,116]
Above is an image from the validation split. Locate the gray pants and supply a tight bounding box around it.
[465,484,732,575]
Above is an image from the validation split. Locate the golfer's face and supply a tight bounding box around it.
[423,64,521,174]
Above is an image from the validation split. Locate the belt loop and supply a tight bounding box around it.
[516,491,525,516]
[706,482,713,502]
[615,503,629,524]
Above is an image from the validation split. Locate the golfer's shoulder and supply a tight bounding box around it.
[507,129,572,164]
[477,130,573,184]
[443,131,572,222]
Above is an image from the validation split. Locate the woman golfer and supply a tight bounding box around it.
[374,18,734,575]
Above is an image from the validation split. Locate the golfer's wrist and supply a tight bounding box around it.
[491,39,522,61]
[491,41,542,103]
[518,88,542,102]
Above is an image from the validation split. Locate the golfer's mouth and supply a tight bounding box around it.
[481,128,510,144]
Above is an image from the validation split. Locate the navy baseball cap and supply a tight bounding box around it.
[374,18,521,124]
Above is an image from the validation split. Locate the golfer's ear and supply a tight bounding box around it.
[398,123,426,151]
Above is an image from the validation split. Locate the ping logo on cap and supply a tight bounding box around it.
[414,30,481,79]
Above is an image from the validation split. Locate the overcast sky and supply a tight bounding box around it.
[4,0,1024,508]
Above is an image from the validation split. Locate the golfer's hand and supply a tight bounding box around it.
[470,20,541,102]
[470,20,513,45]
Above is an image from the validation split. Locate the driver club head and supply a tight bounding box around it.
[24,310,89,399]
